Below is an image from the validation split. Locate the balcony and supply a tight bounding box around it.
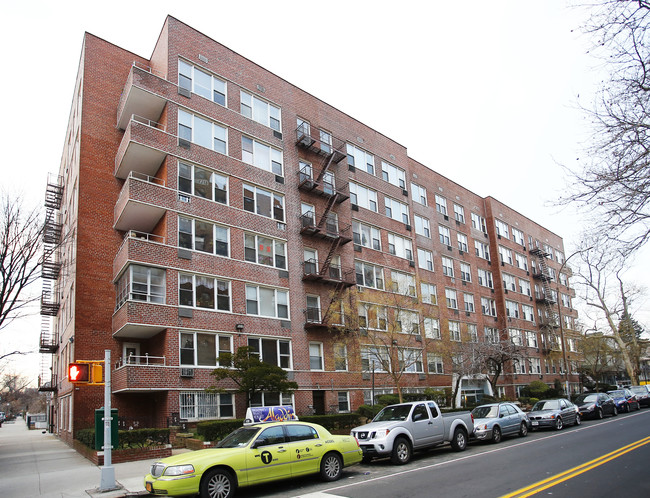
[535,292,557,304]
[295,123,346,163]
[297,166,350,202]
[112,301,171,339]
[38,374,57,393]
[299,213,352,243]
[117,62,168,130]
[302,260,355,286]
[114,231,167,277]
[531,270,551,282]
[45,173,64,210]
[115,118,168,179]
[114,173,168,232]
[304,307,327,329]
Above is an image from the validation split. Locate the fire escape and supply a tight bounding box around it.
[296,123,354,329]
[530,242,559,354]
[38,174,63,392]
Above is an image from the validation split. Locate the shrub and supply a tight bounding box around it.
[75,428,169,449]
[300,414,360,433]
[196,419,244,442]
[356,404,383,423]
[376,394,400,406]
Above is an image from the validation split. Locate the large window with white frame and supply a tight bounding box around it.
[115,265,165,308]
[435,195,448,216]
[334,343,348,371]
[457,233,469,252]
[358,303,387,330]
[179,216,229,257]
[245,285,289,318]
[390,270,416,296]
[464,293,475,313]
[395,310,420,334]
[338,391,350,412]
[247,337,291,368]
[530,357,542,374]
[411,183,427,205]
[471,213,487,232]
[178,60,226,106]
[244,233,286,269]
[424,317,441,339]
[515,252,528,271]
[180,332,232,366]
[347,144,375,174]
[417,248,434,271]
[506,300,520,318]
[526,331,538,348]
[511,227,525,245]
[498,245,513,265]
[352,221,381,250]
[519,278,532,297]
[481,297,496,316]
[445,288,458,309]
[495,219,509,239]
[309,342,324,370]
[468,323,478,342]
[399,348,424,373]
[382,161,406,188]
[178,162,228,204]
[439,225,451,246]
[385,196,409,223]
[453,204,465,223]
[460,262,471,282]
[250,392,294,407]
[350,182,378,211]
[179,274,230,311]
[421,282,437,304]
[179,392,233,421]
[509,328,523,346]
[355,261,384,289]
[414,215,431,237]
[178,109,227,154]
[243,184,284,221]
[503,273,516,292]
[477,268,494,288]
[521,304,535,321]
[361,346,390,372]
[388,233,413,260]
[486,327,500,343]
[241,136,283,176]
[441,256,454,277]
[427,353,444,374]
[240,90,281,131]
[475,240,490,260]
[449,321,461,341]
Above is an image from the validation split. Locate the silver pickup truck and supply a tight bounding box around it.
[351,401,474,464]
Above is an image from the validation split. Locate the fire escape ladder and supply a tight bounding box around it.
[315,152,336,185]
[532,250,559,330]
[321,237,343,275]
[320,281,347,326]
[316,194,339,231]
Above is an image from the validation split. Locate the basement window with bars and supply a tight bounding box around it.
[179,392,233,421]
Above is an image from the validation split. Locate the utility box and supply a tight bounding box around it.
[94,408,118,450]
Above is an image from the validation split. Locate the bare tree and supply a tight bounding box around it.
[1,373,45,415]
[449,341,486,408]
[473,337,529,395]
[561,1,650,255]
[579,332,620,390]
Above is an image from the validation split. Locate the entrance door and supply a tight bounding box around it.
[123,342,140,364]
[312,391,325,415]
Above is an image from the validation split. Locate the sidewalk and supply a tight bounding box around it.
[0,417,170,497]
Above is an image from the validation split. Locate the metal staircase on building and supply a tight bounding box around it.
[530,243,560,353]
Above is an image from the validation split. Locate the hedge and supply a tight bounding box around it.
[196,419,244,442]
[76,428,169,450]
[299,414,360,432]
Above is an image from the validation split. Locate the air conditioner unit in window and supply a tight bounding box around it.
[178,87,191,98]
[178,194,191,203]
[409,260,415,267]
[180,368,194,378]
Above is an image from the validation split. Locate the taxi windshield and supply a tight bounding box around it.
[374,404,412,422]
[216,427,260,448]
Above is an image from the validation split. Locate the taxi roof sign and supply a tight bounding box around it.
[244,405,298,425]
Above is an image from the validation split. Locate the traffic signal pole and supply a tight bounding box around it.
[99,349,116,491]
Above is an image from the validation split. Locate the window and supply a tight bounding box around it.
[250,392,294,407]
[471,213,487,232]
[388,233,413,260]
[522,304,535,321]
[347,144,375,174]
[435,195,448,216]
[495,219,509,239]
[178,60,226,106]
[503,273,516,292]
[382,161,406,188]
[395,310,420,334]
[115,265,165,308]
[512,227,525,245]
[240,91,281,131]
[526,331,538,348]
[561,293,571,308]
[514,359,526,374]
[361,346,390,372]
[179,392,233,421]
[414,215,431,237]
[243,184,284,221]
[337,391,350,412]
[309,343,324,370]
[475,240,490,260]
[556,251,565,264]
[457,233,468,252]
[245,285,289,318]
[515,253,528,271]
[248,337,291,368]
[499,246,513,265]
[399,348,423,373]
[464,293,475,313]
[334,344,348,371]
[318,129,333,154]
[178,109,227,154]
[564,315,573,329]
[305,295,321,323]
[244,233,286,269]
[241,136,283,176]
[417,248,434,271]
[390,270,416,296]
[449,321,461,341]
[445,288,458,309]
[468,323,478,342]
[352,221,381,250]
[559,273,569,286]
[385,197,409,224]
[180,274,230,311]
[424,317,441,339]
[411,183,427,205]
[350,182,378,211]
[481,297,496,316]
[179,216,229,256]
[453,204,465,223]
[460,262,471,282]
[421,283,437,304]
[441,256,454,277]
[178,162,228,204]
[428,354,444,374]
[438,225,451,246]
[519,278,532,296]
[180,332,232,366]
[530,357,542,374]
[506,300,519,318]
[355,261,384,289]
[477,269,493,288]
[358,303,387,330]
[486,327,500,343]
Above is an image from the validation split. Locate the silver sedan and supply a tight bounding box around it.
[471,402,530,443]
[527,398,581,430]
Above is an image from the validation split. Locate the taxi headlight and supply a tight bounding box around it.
[163,464,195,476]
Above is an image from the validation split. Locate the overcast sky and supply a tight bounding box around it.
[2,0,648,384]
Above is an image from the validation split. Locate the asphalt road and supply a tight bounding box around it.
[237,408,650,498]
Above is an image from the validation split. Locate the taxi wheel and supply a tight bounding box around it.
[320,452,343,481]
[200,468,235,498]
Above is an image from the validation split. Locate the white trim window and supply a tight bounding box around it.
[449,321,461,341]
[453,204,465,223]
[464,293,475,313]
[468,323,478,342]
[506,300,520,318]
[179,273,231,311]
[179,392,234,421]
[243,184,284,221]
[417,248,434,271]
[390,270,416,296]
[178,109,227,154]
[179,216,229,257]
[559,272,569,286]
[481,297,496,316]
[478,269,494,288]
[178,162,228,204]
[503,273,516,292]
[319,129,333,154]
[427,354,444,374]
[457,233,469,252]
[350,182,378,211]
[115,265,165,308]
[180,332,232,366]
[411,183,427,205]
[241,136,283,176]
[519,278,532,297]
[385,196,410,223]
[396,310,420,334]
[471,213,487,232]
[556,251,565,264]
[361,346,390,372]
[441,256,454,277]
[439,225,451,246]
[445,288,458,309]
[355,261,384,289]
[515,252,528,271]
[347,144,375,174]
[499,245,514,265]
[424,317,441,339]
[353,221,381,250]
[178,60,226,106]
[495,219,509,239]
[421,282,437,304]
[475,240,490,260]
[245,285,289,318]
[522,304,535,322]
[358,303,388,330]
[435,194,448,216]
[399,348,424,373]
[334,343,348,371]
[244,233,286,269]
[511,227,525,245]
[382,161,406,188]
[240,90,281,131]
[248,337,291,368]
[526,331,538,348]
[338,392,350,412]
[414,215,431,237]
[309,342,324,370]
[530,357,542,374]
[388,233,413,260]
[486,327,500,344]
[561,293,571,308]
[460,262,471,282]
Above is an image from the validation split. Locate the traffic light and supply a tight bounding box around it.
[68,363,90,383]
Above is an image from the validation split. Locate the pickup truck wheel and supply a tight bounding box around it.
[450,428,467,451]
[200,468,235,498]
[390,437,412,465]
[491,426,502,444]
[519,422,528,437]
[361,455,373,464]
[320,452,343,481]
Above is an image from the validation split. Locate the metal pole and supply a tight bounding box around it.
[371,360,375,406]
[99,349,116,491]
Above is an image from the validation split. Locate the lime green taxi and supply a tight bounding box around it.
[144,419,362,497]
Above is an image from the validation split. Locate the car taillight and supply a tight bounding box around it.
[354,436,360,447]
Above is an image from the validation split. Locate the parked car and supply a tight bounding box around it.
[471,402,530,443]
[527,399,580,430]
[574,392,617,419]
[350,401,474,464]
[629,385,650,408]
[607,389,640,412]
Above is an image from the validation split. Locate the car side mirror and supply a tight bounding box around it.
[499,414,505,418]
[251,439,264,449]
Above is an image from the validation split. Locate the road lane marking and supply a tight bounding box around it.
[500,435,650,498]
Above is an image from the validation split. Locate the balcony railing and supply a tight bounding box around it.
[115,354,166,369]
[295,123,346,163]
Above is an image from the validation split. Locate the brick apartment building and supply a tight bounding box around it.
[38,16,581,440]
